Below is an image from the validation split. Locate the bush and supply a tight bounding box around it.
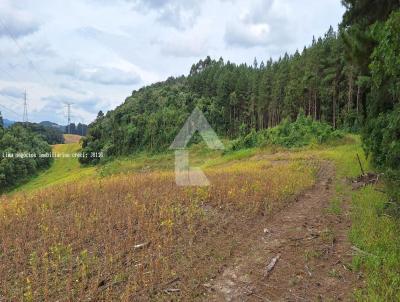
[230,129,265,151]
[267,113,343,148]
[229,113,343,151]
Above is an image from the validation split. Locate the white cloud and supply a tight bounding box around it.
[156,32,209,58]
[131,0,201,30]
[55,62,141,86]
[0,1,40,39]
[0,86,25,98]
[225,23,272,48]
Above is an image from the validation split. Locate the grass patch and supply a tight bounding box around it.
[327,197,342,215]
[350,187,400,301]
[313,134,400,300]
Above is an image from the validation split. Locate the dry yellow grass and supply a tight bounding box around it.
[0,158,316,301]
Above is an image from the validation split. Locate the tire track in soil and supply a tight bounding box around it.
[205,161,360,301]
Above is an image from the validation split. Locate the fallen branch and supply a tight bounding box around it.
[264,254,280,277]
[356,153,365,176]
[163,288,180,294]
[134,242,150,250]
[163,277,180,287]
[289,234,319,242]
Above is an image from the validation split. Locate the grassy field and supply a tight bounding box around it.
[1,135,398,300]
[0,150,315,300]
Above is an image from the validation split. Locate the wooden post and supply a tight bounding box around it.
[356,153,365,176]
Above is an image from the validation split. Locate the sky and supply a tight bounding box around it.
[0,0,345,125]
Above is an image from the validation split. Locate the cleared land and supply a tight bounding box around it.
[1,136,395,301]
[63,134,83,144]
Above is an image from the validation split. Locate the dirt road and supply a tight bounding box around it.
[207,161,360,301]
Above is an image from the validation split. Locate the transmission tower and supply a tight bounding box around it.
[64,102,73,134]
[22,90,28,123]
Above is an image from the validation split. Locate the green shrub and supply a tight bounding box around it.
[266,113,343,148]
[230,129,265,151]
[229,112,343,151]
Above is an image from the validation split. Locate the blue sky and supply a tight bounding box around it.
[0,0,345,125]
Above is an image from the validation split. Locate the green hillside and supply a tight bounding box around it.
[11,142,96,194]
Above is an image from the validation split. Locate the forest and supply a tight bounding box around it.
[81,0,400,182]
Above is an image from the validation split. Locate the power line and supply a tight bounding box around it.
[0,65,19,82]
[0,19,90,128]
[0,58,28,122]
[0,17,60,126]
[0,17,51,85]
[0,102,21,120]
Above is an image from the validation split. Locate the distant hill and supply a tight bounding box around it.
[39,121,66,132]
[12,122,65,145]
[3,119,15,128]
[40,121,88,136]
[1,118,88,135]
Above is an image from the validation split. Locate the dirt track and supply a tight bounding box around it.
[206,161,360,301]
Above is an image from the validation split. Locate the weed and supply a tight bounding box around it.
[328,268,341,279]
[304,249,323,261]
[327,197,342,215]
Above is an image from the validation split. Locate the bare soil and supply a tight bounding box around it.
[205,161,361,301]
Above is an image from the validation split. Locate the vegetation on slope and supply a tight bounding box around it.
[0,152,315,301]
[79,2,400,202]
[12,142,96,194]
[13,122,65,145]
[0,122,53,192]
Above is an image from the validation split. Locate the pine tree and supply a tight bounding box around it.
[253,57,258,69]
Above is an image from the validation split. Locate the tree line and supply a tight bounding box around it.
[340,0,400,180]
[0,113,53,192]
